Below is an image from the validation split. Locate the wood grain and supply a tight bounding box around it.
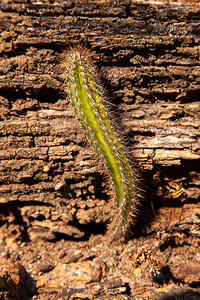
[0,0,199,234]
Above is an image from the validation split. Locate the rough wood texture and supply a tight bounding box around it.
[0,0,199,236]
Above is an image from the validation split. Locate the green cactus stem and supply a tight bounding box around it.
[64,47,137,239]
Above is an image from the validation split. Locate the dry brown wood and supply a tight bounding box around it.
[0,0,199,235]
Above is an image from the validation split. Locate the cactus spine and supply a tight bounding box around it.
[64,47,136,239]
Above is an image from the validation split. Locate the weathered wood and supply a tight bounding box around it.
[0,1,199,234]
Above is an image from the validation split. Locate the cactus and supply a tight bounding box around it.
[63,47,137,239]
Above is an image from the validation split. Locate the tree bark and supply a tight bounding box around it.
[0,0,199,236]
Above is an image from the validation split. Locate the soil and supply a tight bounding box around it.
[0,202,200,299]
